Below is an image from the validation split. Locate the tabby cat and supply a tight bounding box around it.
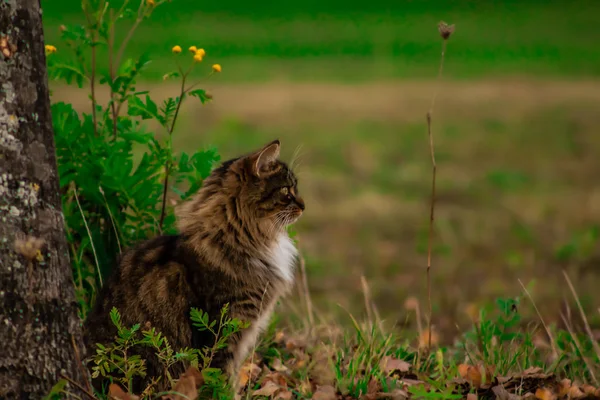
[83,139,305,393]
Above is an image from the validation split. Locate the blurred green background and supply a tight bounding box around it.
[43,0,600,339]
[43,0,600,81]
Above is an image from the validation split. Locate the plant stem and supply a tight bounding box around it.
[82,0,99,136]
[158,74,187,230]
[114,0,145,70]
[59,374,96,400]
[108,9,119,140]
[425,37,448,352]
[90,38,98,137]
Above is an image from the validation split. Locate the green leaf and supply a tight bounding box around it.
[127,96,152,120]
[43,379,67,400]
[120,132,152,144]
[162,71,181,81]
[188,89,211,104]
[110,307,122,330]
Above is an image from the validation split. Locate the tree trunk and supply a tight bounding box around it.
[0,1,87,398]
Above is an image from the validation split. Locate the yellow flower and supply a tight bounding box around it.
[45,45,57,54]
[193,53,203,63]
[172,45,182,54]
[195,48,206,57]
[212,64,222,73]
[147,0,155,6]
[188,46,197,53]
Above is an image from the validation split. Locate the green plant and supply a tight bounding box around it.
[191,305,251,399]
[91,308,149,393]
[456,296,542,376]
[333,313,401,397]
[88,306,247,398]
[46,0,221,318]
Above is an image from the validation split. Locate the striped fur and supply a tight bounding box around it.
[83,140,305,393]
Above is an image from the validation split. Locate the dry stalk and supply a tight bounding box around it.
[59,374,97,400]
[425,21,454,352]
[562,270,600,363]
[518,279,559,359]
[299,252,316,335]
[560,312,598,385]
[71,334,93,394]
[360,275,384,335]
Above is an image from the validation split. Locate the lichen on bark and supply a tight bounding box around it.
[0,0,87,398]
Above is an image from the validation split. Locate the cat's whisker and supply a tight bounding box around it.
[289,144,304,172]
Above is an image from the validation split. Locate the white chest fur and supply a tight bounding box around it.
[265,233,298,284]
[233,235,297,380]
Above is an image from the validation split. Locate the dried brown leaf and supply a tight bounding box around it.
[399,378,425,387]
[492,385,519,400]
[457,364,482,388]
[263,371,287,387]
[568,385,585,399]
[581,384,597,395]
[380,356,411,374]
[285,336,307,351]
[523,367,544,375]
[240,362,262,387]
[109,383,139,400]
[367,378,380,394]
[163,366,203,400]
[558,379,572,397]
[252,381,281,397]
[466,394,477,400]
[382,389,409,400]
[272,358,289,372]
[312,385,337,400]
[274,389,293,400]
[274,331,286,343]
[534,387,556,400]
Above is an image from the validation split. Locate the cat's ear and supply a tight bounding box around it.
[249,139,280,177]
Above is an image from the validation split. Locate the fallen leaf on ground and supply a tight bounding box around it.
[239,362,262,387]
[367,378,380,395]
[582,384,597,395]
[312,385,337,400]
[382,389,409,400]
[492,385,518,400]
[523,367,544,375]
[274,389,293,400]
[263,371,288,387]
[535,387,556,400]
[458,364,482,388]
[274,331,286,343]
[380,355,411,374]
[466,394,477,400]
[285,336,307,351]
[272,358,289,372]
[163,366,203,400]
[109,383,139,400]
[568,385,585,399]
[557,379,571,397]
[253,381,281,397]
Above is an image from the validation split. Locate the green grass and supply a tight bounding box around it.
[52,78,600,335]
[42,0,600,81]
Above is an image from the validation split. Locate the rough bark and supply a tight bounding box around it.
[0,1,87,398]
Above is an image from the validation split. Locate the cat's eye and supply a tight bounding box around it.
[280,187,289,195]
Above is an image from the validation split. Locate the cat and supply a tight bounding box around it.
[83,139,305,394]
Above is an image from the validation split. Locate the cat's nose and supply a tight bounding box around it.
[295,196,305,211]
